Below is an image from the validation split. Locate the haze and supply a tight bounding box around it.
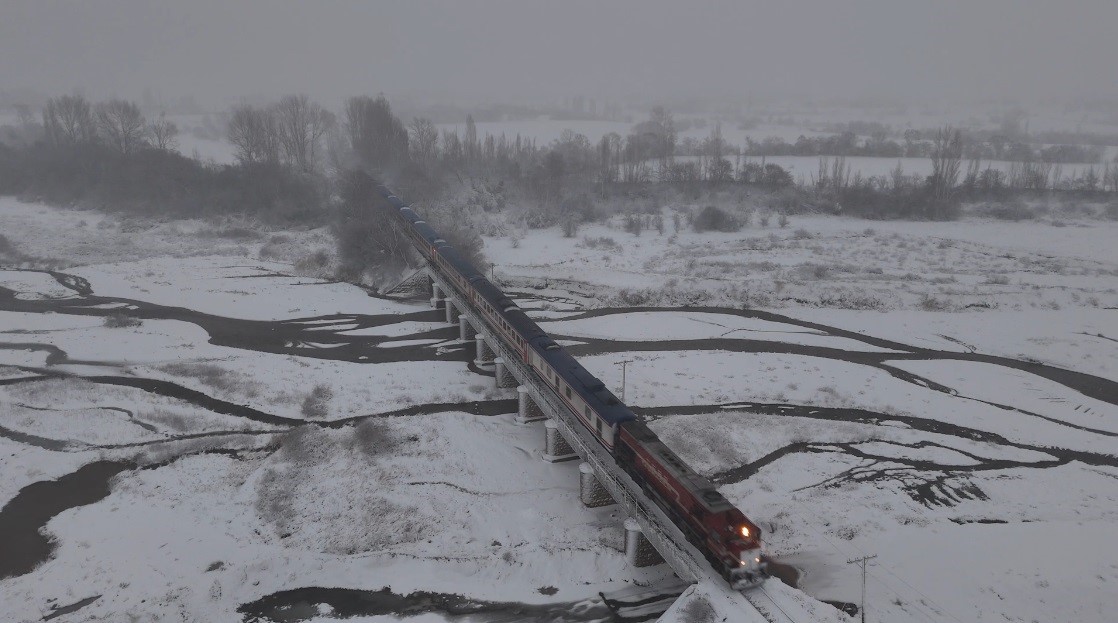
[3,0,1118,108]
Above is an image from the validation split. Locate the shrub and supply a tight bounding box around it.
[975,200,1036,221]
[300,384,334,419]
[560,213,578,238]
[778,214,790,228]
[278,425,332,464]
[792,228,812,239]
[259,234,295,260]
[920,294,950,311]
[678,598,717,623]
[294,249,331,277]
[623,213,644,236]
[692,205,740,233]
[159,362,262,398]
[103,312,142,328]
[351,419,396,457]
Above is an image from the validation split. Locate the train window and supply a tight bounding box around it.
[565,386,572,399]
[596,418,603,435]
[584,406,591,419]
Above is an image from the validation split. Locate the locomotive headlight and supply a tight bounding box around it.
[740,526,750,538]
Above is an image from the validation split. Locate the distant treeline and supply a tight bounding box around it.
[377,104,1118,221]
[732,132,1109,163]
[2,93,1117,231]
[0,94,328,223]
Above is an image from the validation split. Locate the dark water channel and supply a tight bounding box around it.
[0,460,133,579]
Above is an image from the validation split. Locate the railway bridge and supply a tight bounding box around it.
[379,190,802,623]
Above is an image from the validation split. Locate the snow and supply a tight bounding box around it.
[3,196,1117,622]
[0,414,681,622]
[70,256,405,321]
[542,311,904,353]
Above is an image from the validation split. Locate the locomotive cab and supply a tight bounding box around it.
[722,513,767,589]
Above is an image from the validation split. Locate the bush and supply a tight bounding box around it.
[692,205,740,232]
[103,312,142,328]
[623,213,644,236]
[974,200,1036,221]
[159,362,261,398]
[351,419,396,456]
[920,294,951,311]
[301,384,334,419]
[678,598,717,623]
[579,236,622,252]
[560,213,578,238]
[293,249,332,277]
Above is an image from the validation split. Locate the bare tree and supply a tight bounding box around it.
[929,126,963,218]
[148,112,179,151]
[274,94,335,172]
[227,105,279,164]
[408,117,439,170]
[464,114,478,163]
[42,94,96,145]
[598,132,622,184]
[95,99,148,155]
[344,95,408,171]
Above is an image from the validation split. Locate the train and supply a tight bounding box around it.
[374,185,768,590]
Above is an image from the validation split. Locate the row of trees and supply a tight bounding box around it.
[0,93,325,223]
[739,130,1109,163]
[41,94,179,154]
[226,95,335,172]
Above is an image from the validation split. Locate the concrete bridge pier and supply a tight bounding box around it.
[493,357,517,389]
[624,518,664,567]
[459,316,476,343]
[473,333,495,369]
[542,419,577,462]
[579,462,616,508]
[430,282,443,309]
[445,299,459,324]
[516,386,546,424]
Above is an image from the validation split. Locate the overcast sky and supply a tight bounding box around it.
[3,0,1117,109]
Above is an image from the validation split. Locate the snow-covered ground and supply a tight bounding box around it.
[482,207,1118,622]
[2,195,1116,622]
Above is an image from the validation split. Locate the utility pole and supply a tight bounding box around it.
[618,359,634,402]
[847,554,877,623]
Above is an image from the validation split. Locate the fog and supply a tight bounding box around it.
[3,0,1118,108]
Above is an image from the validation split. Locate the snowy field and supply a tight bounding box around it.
[1,195,1116,622]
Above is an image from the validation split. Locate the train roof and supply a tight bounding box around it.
[377,186,406,210]
[412,221,441,245]
[533,340,635,426]
[434,244,484,280]
[624,420,733,513]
